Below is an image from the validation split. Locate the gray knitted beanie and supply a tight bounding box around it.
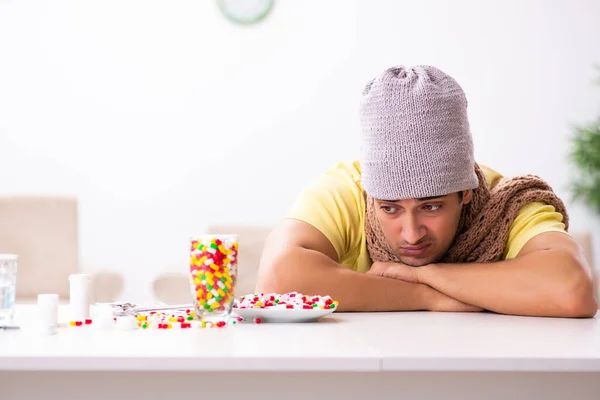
[359,65,479,200]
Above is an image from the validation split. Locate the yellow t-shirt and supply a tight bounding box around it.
[286,160,568,272]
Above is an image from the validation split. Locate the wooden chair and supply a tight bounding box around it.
[0,196,78,300]
[0,196,124,302]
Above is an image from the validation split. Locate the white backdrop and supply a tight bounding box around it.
[1,0,599,301]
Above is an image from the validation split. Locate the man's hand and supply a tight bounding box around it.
[367,261,423,284]
[367,262,483,312]
[366,232,598,318]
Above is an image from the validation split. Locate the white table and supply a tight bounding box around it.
[1,305,599,400]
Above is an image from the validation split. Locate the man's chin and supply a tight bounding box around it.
[398,257,433,267]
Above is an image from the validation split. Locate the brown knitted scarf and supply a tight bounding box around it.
[365,164,569,264]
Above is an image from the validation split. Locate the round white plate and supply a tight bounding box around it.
[233,307,336,323]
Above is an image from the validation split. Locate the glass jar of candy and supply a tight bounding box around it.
[189,234,238,325]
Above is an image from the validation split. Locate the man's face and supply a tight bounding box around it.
[374,191,472,267]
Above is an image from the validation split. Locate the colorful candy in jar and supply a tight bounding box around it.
[189,235,238,319]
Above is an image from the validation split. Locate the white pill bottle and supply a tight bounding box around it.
[69,274,91,323]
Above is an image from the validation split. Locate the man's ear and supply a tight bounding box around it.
[461,190,473,205]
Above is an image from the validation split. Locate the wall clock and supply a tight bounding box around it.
[217,0,275,25]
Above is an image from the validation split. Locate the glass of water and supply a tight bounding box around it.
[189,234,238,325]
[0,254,18,322]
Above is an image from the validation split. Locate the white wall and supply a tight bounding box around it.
[0,0,599,302]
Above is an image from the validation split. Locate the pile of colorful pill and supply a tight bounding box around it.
[234,292,338,310]
[136,309,196,329]
[190,236,238,315]
[134,309,244,329]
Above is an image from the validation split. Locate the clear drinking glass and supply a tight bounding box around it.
[189,234,238,324]
[0,254,18,322]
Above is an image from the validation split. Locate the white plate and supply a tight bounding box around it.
[233,307,336,323]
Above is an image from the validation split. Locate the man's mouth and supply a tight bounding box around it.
[399,243,431,257]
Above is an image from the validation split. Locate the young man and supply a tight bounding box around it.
[255,65,597,318]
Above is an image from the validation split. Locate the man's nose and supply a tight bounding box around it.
[400,215,426,245]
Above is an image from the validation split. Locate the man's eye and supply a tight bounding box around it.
[380,205,397,214]
[423,204,442,212]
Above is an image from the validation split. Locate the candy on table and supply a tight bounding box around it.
[68,274,92,326]
[189,236,238,317]
[137,308,195,329]
[135,308,234,329]
[60,306,252,329]
[63,302,143,329]
[68,319,92,327]
[60,302,258,330]
[233,292,339,311]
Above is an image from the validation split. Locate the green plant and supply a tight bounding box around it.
[571,114,600,214]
